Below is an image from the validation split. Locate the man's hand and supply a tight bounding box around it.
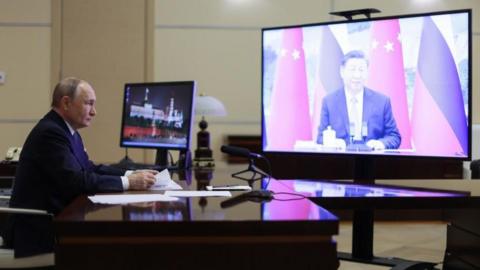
[133,169,159,175]
[366,139,386,150]
[127,170,157,190]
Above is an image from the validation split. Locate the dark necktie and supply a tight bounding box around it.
[72,132,90,170]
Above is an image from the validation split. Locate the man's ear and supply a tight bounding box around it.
[60,96,71,111]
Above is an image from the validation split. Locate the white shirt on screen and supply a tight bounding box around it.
[345,89,364,141]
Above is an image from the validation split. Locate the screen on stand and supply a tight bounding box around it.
[262,9,471,160]
[120,81,196,168]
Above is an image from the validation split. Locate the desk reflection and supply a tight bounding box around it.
[194,167,213,210]
[263,179,336,221]
[122,199,191,221]
[55,166,340,270]
[280,179,468,198]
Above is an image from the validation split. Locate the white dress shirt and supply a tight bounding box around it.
[345,89,364,141]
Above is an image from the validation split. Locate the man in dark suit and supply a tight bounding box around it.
[3,77,157,257]
[317,50,401,150]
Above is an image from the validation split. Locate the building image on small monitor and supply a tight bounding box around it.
[120,81,195,150]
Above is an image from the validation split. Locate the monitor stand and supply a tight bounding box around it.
[351,156,375,260]
[338,157,437,269]
[114,148,136,169]
[155,149,191,170]
[155,149,169,168]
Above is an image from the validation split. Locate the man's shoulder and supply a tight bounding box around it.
[324,88,345,101]
[30,111,69,140]
[364,87,389,102]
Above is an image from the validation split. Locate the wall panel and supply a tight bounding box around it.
[0,0,51,24]
[155,0,331,27]
[473,35,479,124]
[155,28,260,123]
[0,0,51,156]
[0,28,51,119]
[61,0,148,163]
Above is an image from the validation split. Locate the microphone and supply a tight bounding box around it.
[220,192,251,209]
[220,190,274,209]
[220,145,262,159]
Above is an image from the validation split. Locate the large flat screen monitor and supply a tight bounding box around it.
[120,81,196,167]
[262,9,471,160]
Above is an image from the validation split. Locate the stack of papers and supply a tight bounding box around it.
[150,169,182,190]
[88,169,232,205]
[164,191,231,197]
[88,194,178,204]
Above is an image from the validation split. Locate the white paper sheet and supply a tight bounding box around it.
[88,194,178,204]
[149,169,183,190]
[150,180,182,191]
[154,169,171,184]
[164,191,232,197]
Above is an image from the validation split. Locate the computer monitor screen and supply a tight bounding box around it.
[262,9,471,159]
[120,81,196,151]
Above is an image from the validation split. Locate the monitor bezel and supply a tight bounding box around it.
[261,9,472,161]
[119,80,196,151]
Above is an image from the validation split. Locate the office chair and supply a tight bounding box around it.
[0,197,54,270]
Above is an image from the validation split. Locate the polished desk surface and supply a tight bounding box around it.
[265,177,480,267]
[54,166,340,270]
[56,166,480,223]
[56,167,338,225]
[54,164,480,270]
[273,178,480,209]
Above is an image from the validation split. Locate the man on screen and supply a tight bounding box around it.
[316,50,401,150]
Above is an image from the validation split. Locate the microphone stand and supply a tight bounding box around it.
[231,158,269,182]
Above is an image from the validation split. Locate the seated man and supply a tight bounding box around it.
[317,50,401,150]
[2,77,157,257]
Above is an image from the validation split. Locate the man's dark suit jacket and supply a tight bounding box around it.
[317,87,401,149]
[2,110,125,257]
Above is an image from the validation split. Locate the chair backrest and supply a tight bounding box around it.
[0,246,54,269]
[0,203,55,269]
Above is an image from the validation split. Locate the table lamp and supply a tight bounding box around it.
[193,93,227,167]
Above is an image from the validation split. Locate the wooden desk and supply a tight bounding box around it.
[275,179,480,269]
[54,168,339,270]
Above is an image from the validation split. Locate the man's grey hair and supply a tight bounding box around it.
[51,77,85,108]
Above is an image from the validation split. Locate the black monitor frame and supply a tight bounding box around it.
[261,9,472,164]
[119,81,196,169]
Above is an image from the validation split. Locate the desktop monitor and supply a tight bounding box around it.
[262,9,471,161]
[120,81,196,168]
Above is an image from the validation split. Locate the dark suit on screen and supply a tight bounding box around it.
[3,110,125,257]
[316,88,401,149]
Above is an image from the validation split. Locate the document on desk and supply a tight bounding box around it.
[164,191,232,197]
[149,169,183,191]
[88,194,179,204]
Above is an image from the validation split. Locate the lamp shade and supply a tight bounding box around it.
[195,95,227,117]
